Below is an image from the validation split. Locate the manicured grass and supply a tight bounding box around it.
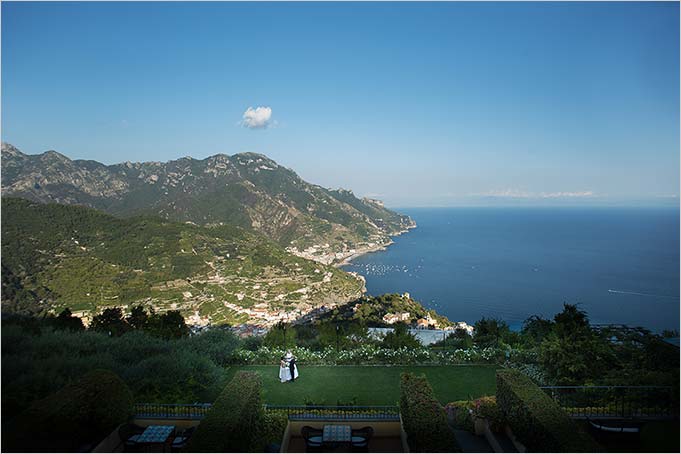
[225,365,497,405]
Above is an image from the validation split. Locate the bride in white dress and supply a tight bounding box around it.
[279,351,299,383]
[279,357,290,383]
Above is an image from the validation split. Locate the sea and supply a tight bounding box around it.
[342,207,680,333]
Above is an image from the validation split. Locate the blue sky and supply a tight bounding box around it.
[2,2,679,207]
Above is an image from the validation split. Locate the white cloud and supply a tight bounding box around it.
[471,189,532,198]
[471,189,595,199]
[241,106,273,129]
[539,191,594,198]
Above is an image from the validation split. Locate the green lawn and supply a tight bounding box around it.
[226,365,497,405]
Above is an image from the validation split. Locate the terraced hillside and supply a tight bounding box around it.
[1,198,364,324]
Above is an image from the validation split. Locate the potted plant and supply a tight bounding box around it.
[471,409,488,436]
[470,396,503,435]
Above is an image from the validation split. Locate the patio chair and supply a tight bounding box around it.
[301,426,323,452]
[171,426,196,452]
[351,427,374,452]
[118,423,145,450]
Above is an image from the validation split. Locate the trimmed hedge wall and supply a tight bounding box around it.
[496,369,600,452]
[399,372,460,452]
[185,371,263,452]
[255,411,289,450]
[3,369,133,452]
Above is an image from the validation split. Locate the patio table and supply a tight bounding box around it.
[136,425,175,452]
[322,424,352,446]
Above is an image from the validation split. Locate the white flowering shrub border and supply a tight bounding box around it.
[231,345,511,365]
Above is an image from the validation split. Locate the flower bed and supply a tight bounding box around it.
[231,345,507,365]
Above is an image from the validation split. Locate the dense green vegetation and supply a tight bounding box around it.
[496,369,600,452]
[400,373,460,452]
[316,292,454,328]
[226,365,497,405]
[2,369,133,453]
[1,315,239,424]
[3,301,675,416]
[88,305,190,338]
[1,300,677,453]
[1,301,678,453]
[235,302,678,392]
[530,305,678,387]
[426,303,680,388]
[262,320,418,351]
[1,197,362,321]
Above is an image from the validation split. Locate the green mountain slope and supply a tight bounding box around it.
[1,198,364,324]
[1,143,415,264]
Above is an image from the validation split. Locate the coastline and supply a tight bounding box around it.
[335,223,417,267]
[335,240,394,267]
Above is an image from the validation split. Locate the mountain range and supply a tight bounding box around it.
[1,143,415,264]
[1,143,414,324]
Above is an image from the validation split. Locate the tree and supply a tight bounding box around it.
[294,323,320,349]
[147,310,189,339]
[52,308,85,332]
[90,307,130,336]
[539,304,617,384]
[451,328,474,349]
[553,304,589,338]
[263,322,296,348]
[473,317,510,348]
[242,335,263,352]
[126,305,149,330]
[317,322,346,349]
[345,322,372,347]
[382,323,421,349]
[521,315,554,346]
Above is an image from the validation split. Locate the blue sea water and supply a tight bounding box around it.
[342,207,680,332]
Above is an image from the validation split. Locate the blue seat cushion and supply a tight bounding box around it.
[307,436,323,446]
[172,436,187,446]
[125,434,140,445]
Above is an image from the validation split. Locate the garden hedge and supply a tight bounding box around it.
[255,411,289,450]
[399,372,460,452]
[2,369,133,452]
[496,369,600,452]
[185,371,263,452]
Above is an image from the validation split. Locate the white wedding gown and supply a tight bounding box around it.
[279,362,299,382]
